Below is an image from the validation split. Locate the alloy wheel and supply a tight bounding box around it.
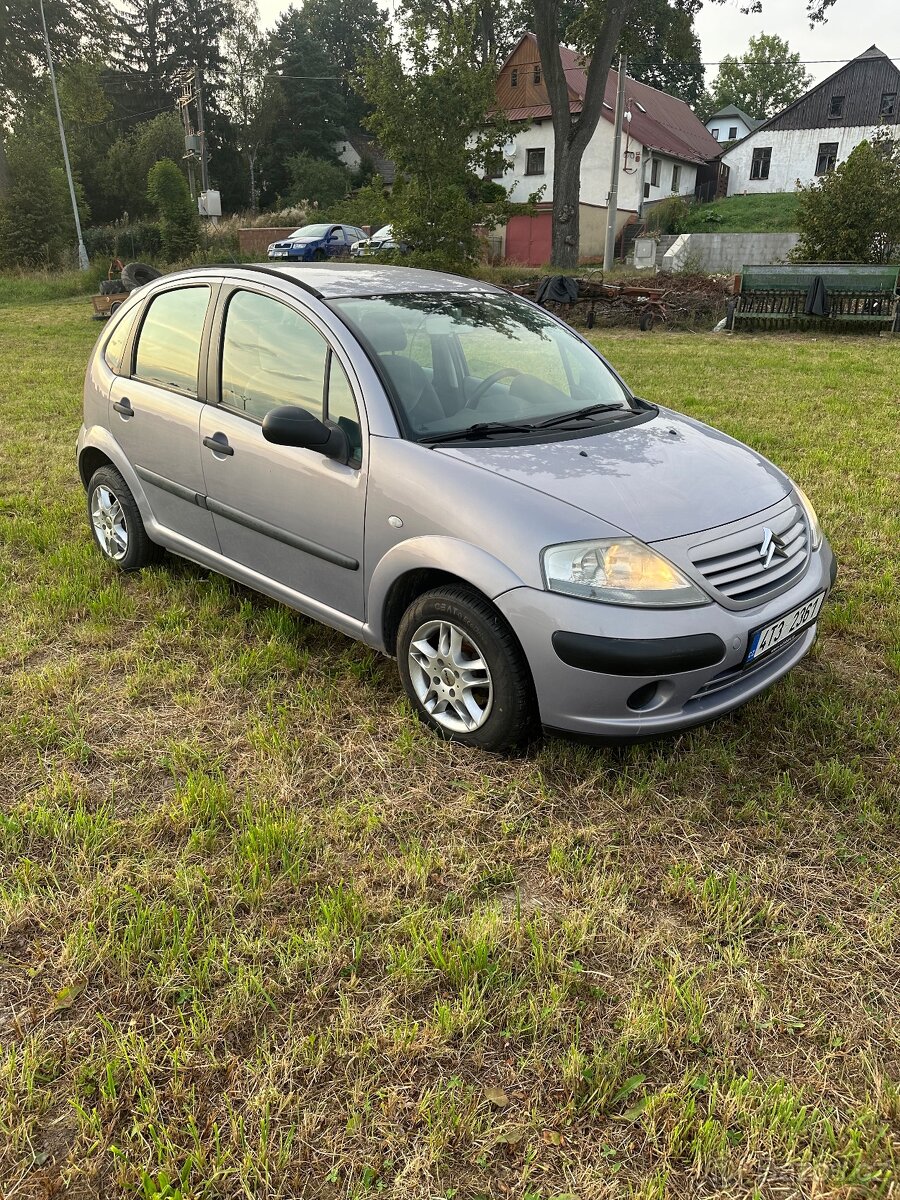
[406,619,493,733]
[91,484,129,560]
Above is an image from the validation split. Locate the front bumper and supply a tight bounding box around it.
[495,540,836,739]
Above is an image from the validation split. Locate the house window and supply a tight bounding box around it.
[533,65,541,85]
[671,163,681,192]
[728,126,738,139]
[510,67,518,87]
[650,158,660,187]
[750,146,771,180]
[882,92,897,117]
[711,127,720,140]
[829,94,845,118]
[816,141,839,174]
[485,153,505,180]
[525,147,545,175]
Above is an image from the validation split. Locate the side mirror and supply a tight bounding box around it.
[261,405,349,462]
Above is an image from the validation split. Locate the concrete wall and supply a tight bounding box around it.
[722,125,882,193]
[662,232,800,273]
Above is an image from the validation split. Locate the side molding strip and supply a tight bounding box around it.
[205,497,359,570]
[135,465,205,507]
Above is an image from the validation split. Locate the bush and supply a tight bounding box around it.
[0,136,77,268]
[320,175,392,231]
[147,159,199,260]
[285,153,352,209]
[646,195,692,236]
[84,220,164,262]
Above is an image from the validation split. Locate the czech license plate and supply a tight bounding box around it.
[272,250,288,258]
[745,591,825,663]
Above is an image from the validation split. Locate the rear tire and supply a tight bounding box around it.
[396,585,537,752]
[87,466,158,572]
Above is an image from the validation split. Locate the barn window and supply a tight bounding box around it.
[510,68,518,87]
[829,94,845,118]
[750,146,771,180]
[525,147,545,175]
[533,65,541,84]
[882,92,897,117]
[816,142,838,174]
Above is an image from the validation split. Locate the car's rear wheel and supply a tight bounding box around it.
[312,249,327,262]
[396,585,537,751]
[87,466,157,572]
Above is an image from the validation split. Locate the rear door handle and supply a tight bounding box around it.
[113,398,133,417]
[203,435,234,456]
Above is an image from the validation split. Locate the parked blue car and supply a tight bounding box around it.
[267,223,368,262]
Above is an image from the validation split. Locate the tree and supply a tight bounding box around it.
[0,122,76,266]
[624,0,704,108]
[360,14,521,263]
[147,157,199,258]
[104,112,187,219]
[793,134,900,264]
[705,33,813,122]
[285,151,352,207]
[301,0,389,125]
[531,1,839,268]
[0,0,108,191]
[221,0,279,210]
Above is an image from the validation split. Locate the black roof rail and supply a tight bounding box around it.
[181,261,324,300]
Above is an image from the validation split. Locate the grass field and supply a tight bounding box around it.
[680,194,800,235]
[0,297,898,1200]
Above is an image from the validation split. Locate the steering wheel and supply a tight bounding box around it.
[463,367,523,410]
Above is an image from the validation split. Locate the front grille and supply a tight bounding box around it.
[690,504,809,605]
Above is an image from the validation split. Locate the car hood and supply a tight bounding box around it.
[435,409,791,542]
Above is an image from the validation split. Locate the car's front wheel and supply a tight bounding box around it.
[87,465,157,572]
[396,585,537,751]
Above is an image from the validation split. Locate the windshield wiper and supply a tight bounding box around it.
[423,421,537,444]
[534,403,628,429]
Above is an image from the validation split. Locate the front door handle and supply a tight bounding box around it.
[203,435,234,456]
[113,398,133,418]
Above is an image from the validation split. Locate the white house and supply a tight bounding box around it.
[705,104,762,144]
[491,34,721,264]
[722,46,900,194]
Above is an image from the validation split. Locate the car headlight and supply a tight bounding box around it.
[542,538,709,607]
[793,484,822,549]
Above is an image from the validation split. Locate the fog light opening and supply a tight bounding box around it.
[626,680,673,712]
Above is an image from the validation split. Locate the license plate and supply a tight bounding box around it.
[271,250,288,258]
[745,591,825,663]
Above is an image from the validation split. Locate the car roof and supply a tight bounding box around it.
[258,263,505,299]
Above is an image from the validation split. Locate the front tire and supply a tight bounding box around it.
[87,466,157,572]
[396,586,537,752]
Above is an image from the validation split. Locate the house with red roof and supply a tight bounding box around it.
[492,34,721,265]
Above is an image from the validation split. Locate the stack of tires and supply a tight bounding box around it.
[99,263,163,317]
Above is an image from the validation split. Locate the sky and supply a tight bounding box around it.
[255,0,896,87]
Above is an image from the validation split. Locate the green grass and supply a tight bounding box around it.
[0,297,898,1198]
[681,193,800,234]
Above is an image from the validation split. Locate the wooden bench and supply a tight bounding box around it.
[729,264,900,331]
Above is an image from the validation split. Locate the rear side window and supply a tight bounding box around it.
[220,290,328,421]
[134,286,210,395]
[103,304,139,374]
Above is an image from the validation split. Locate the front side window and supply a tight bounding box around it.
[525,147,545,175]
[750,146,771,180]
[220,290,327,421]
[333,292,632,441]
[134,286,210,395]
[829,94,844,118]
[881,92,897,117]
[816,142,838,175]
[327,356,362,466]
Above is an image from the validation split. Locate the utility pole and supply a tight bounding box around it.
[38,0,89,270]
[603,53,627,273]
[195,66,210,196]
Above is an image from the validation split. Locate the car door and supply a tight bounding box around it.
[108,281,220,551]
[326,227,348,258]
[198,284,367,620]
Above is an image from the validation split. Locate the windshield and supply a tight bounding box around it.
[332,292,632,439]
[372,225,393,240]
[289,224,332,238]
